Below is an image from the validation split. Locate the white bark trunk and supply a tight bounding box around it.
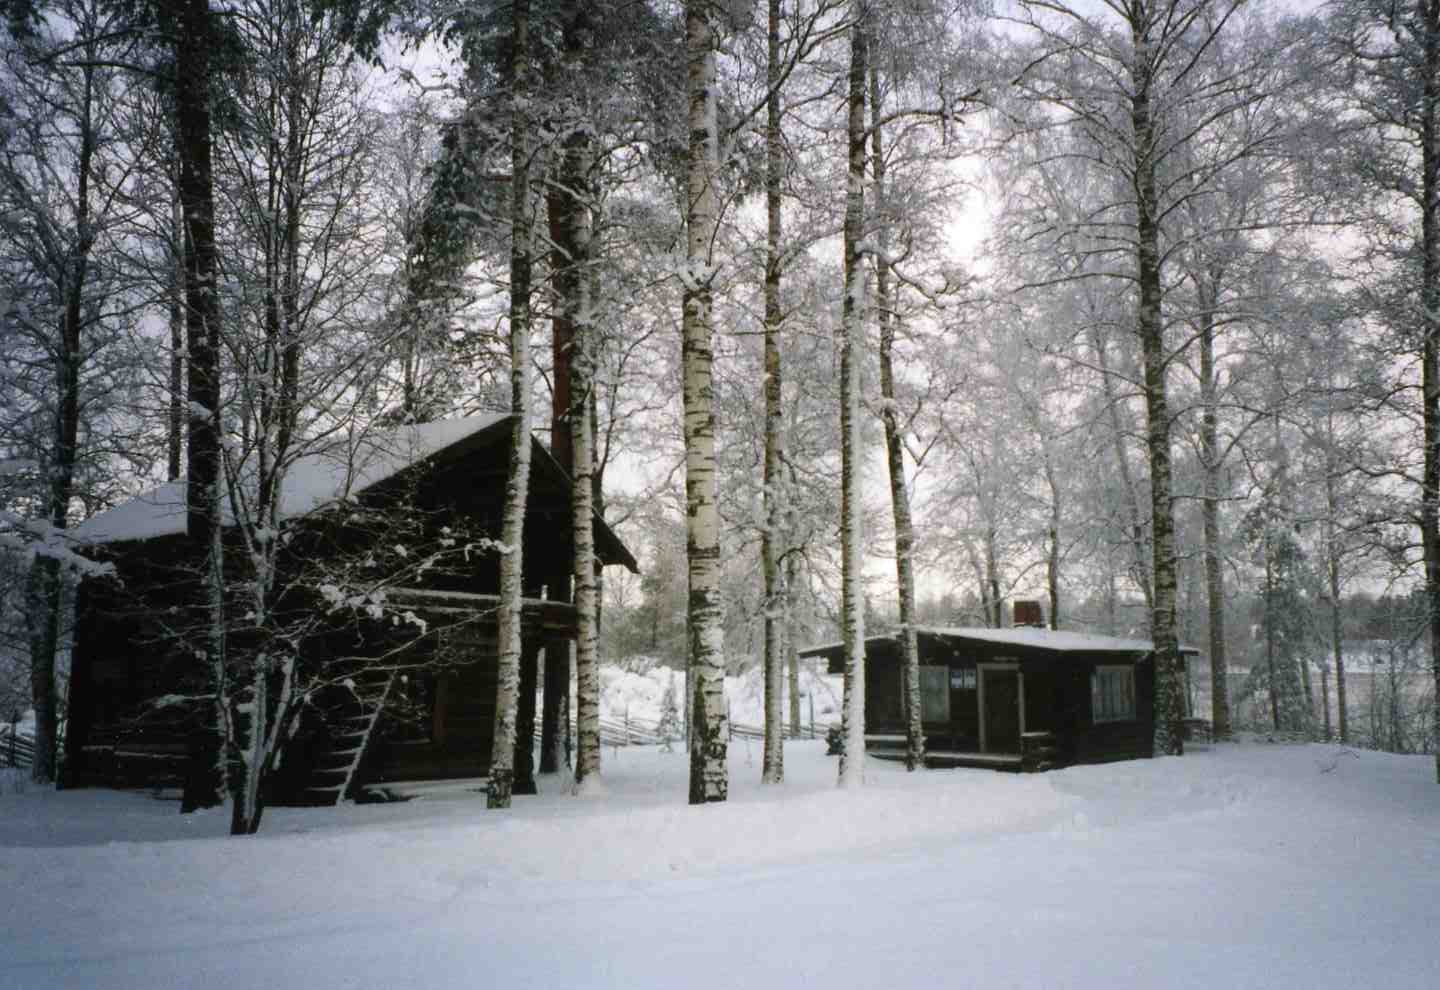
[684,1,728,804]
[1417,0,1440,783]
[1129,13,1183,757]
[837,1,868,789]
[571,241,601,795]
[1197,291,1231,740]
[761,0,787,786]
[870,61,922,772]
[490,0,533,809]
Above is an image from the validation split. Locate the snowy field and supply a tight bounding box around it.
[2,741,1437,990]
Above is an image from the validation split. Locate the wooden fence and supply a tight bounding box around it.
[593,711,832,748]
[0,724,35,769]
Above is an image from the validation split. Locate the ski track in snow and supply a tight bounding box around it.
[2,742,1437,990]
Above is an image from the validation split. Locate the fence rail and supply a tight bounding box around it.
[1,724,35,769]
[585,712,834,747]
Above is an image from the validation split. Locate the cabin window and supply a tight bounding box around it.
[1091,665,1136,723]
[949,668,977,690]
[390,672,438,743]
[919,665,950,721]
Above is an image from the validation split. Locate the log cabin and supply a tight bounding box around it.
[800,610,1199,771]
[63,414,637,802]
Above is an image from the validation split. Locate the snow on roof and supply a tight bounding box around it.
[74,415,508,545]
[800,625,1168,658]
[916,625,1159,654]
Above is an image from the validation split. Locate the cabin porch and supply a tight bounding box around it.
[861,730,1058,772]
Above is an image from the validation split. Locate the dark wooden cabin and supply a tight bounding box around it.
[64,414,637,802]
[800,619,1197,771]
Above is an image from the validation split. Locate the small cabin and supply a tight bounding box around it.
[800,619,1197,771]
[64,414,637,802]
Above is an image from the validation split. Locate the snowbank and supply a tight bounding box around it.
[2,743,1438,990]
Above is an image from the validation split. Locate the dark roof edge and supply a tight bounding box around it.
[525,426,639,574]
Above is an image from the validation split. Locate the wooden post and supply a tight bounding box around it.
[539,636,568,773]
[512,637,540,794]
[564,660,572,769]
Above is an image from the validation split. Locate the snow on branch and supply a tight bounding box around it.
[0,511,114,578]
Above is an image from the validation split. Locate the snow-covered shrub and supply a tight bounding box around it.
[657,674,681,752]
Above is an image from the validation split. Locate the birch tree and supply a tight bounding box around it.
[1322,0,1440,781]
[837,0,869,787]
[487,0,533,811]
[870,44,925,771]
[532,0,607,795]
[568,201,602,793]
[866,0,983,767]
[760,0,788,785]
[1006,0,1300,754]
[1300,327,1388,743]
[684,0,728,804]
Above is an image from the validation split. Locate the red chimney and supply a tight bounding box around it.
[1013,600,1044,628]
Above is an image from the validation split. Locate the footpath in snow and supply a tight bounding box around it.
[2,740,1437,990]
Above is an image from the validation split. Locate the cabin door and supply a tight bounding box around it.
[979,664,1024,754]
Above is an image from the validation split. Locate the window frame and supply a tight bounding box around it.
[949,667,977,691]
[918,664,951,722]
[1091,664,1137,725]
[389,670,441,744]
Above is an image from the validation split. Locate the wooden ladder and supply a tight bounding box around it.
[304,670,397,805]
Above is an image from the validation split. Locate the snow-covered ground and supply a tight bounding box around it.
[2,742,1437,990]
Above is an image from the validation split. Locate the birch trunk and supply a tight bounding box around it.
[1197,283,1231,740]
[787,554,803,736]
[572,382,601,791]
[760,0,786,786]
[1130,19,1183,757]
[1420,0,1440,783]
[870,63,922,771]
[1265,553,1280,730]
[1325,473,1348,743]
[540,1,585,778]
[567,178,601,794]
[837,2,868,788]
[1298,648,1316,733]
[490,0,533,809]
[985,530,1002,627]
[1091,324,1155,615]
[684,0,728,804]
[1045,456,1062,630]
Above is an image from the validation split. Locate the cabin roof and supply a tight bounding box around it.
[799,625,1197,662]
[74,414,638,571]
